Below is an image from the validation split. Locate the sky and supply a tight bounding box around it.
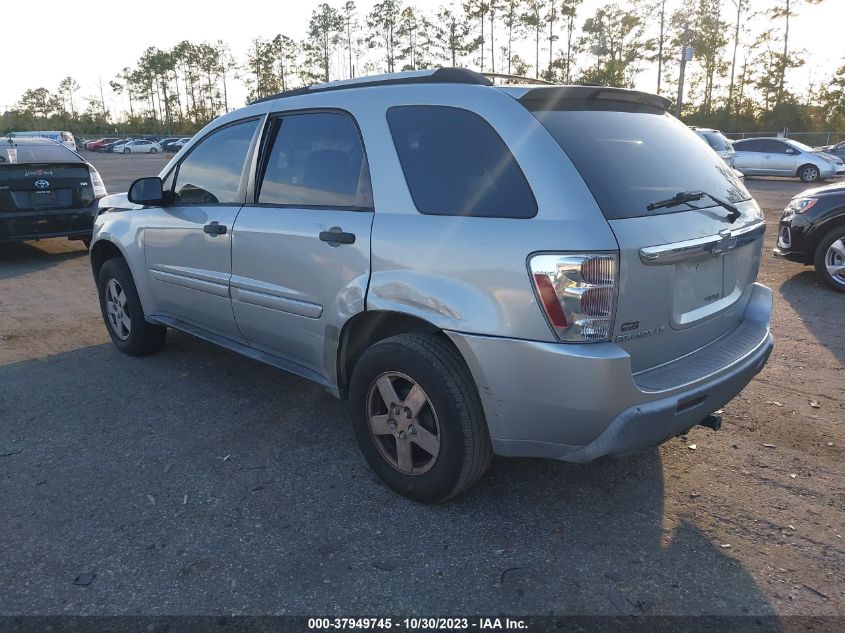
[1,0,843,115]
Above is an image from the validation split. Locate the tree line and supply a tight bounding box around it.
[3,0,842,138]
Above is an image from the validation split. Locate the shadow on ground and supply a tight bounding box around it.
[779,270,845,366]
[0,333,779,623]
[0,241,88,282]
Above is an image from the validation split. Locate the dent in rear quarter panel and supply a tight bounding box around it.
[359,83,619,340]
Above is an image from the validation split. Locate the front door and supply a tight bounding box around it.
[144,118,260,339]
[760,139,797,175]
[231,111,374,382]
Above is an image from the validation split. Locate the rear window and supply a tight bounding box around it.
[701,131,732,151]
[529,107,750,220]
[1,142,80,164]
[387,105,537,218]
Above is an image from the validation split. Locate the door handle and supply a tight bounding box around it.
[319,227,355,245]
[203,221,227,236]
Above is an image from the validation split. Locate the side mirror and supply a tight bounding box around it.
[128,176,164,206]
[785,148,797,155]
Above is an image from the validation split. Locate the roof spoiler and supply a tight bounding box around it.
[518,86,671,112]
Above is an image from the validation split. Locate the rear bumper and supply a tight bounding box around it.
[447,283,773,462]
[0,206,97,243]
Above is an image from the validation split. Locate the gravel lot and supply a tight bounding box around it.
[0,153,842,620]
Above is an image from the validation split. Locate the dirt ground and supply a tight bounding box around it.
[0,154,842,621]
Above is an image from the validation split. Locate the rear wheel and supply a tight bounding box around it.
[97,258,166,355]
[798,164,820,183]
[814,227,845,292]
[349,333,492,503]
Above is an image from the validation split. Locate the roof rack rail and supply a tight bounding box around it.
[482,72,554,85]
[252,67,492,104]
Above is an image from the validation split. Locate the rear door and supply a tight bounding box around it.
[528,100,764,372]
[732,140,763,173]
[760,139,797,175]
[230,110,374,381]
[143,118,260,339]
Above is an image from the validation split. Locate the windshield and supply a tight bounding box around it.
[788,139,816,152]
[528,107,751,220]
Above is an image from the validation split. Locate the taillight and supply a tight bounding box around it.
[88,165,107,199]
[529,253,618,342]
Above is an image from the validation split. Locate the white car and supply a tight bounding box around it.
[113,139,162,154]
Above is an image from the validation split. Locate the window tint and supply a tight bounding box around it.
[734,139,763,152]
[529,107,750,220]
[387,106,537,218]
[258,112,373,208]
[701,131,732,151]
[0,143,80,163]
[759,140,790,154]
[172,119,258,205]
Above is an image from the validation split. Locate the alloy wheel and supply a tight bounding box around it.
[105,278,131,340]
[825,238,845,286]
[366,371,441,475]
[801,166,819,182]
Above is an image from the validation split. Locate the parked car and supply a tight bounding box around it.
[158,137,180,150]
[166,137,192,152]
[90,68,773,502]
[98,139,130,153]
[113,139,162,154]
[0,136,106,246]
[815,139,845,160]
[9,130,77,151]
[691,127,736,167]
[774,182,845,292]
[86,137,120,151]
[733,137,845,183]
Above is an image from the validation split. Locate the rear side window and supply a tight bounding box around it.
[387,106,537,218]
[701,131,732,151]
[257,111,373,209]
[530,107,749,220]
[172,119,258,205]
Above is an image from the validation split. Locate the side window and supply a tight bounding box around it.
[386,105,537,218]
[735,140,761,152]
[172,119,259,205]
[760,140,790,154]
[257,112,373,208]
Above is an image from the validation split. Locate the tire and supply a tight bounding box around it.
[123,148,130,155]
[798,164,820,183]
[813,227,845,292]
[349,333,492,503]
[81,237,91,249]
[97,258,167,355]
[150,147,158,153]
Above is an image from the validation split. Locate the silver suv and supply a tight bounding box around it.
[90,68,773,502]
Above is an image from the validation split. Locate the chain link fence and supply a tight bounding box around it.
[725,131,845,147]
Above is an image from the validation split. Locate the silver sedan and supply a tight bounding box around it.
[732,137,845,183]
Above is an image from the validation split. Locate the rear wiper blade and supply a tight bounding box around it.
[646,190,740,222]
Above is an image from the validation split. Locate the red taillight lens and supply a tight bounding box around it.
[533,273,568,327]
[529,254,618,342]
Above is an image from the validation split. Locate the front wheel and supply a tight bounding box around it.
[123,148,130,155]
[150,147,158,153]
[799,164,820,183]
[97,258,167,355]
[349,333,492,503]
[814,227,845,292]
